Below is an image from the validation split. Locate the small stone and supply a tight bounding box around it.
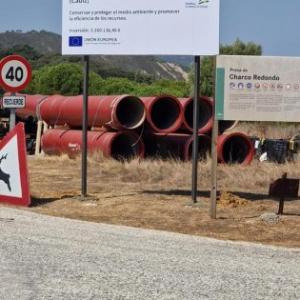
[259,213,280,225]
[82,202,97,207]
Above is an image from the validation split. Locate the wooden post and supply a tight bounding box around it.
[43,122,48,133]
[35,120,43,156]
[277,173,287,215]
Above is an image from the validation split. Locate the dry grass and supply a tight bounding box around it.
[14,122,298,247]
[233,122,300,139]
[8,153,297,248]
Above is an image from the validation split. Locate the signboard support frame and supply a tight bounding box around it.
[210,57,218,219]
[192,55,201,203]
[81,55,89,198]
[9,93,16,130]
[210,117,218,219]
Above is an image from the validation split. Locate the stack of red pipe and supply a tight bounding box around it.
[15,93,254,164]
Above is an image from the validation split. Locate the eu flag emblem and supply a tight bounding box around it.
[69,36,83,47]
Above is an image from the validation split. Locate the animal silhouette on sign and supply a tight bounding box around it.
[0,154,11,192]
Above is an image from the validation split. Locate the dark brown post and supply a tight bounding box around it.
[277,173,287,215]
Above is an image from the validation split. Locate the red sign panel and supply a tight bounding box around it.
[0,123,31,206]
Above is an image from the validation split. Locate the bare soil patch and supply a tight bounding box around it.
[4,155,300,248]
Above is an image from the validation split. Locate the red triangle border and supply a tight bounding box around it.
[0,123,31,206]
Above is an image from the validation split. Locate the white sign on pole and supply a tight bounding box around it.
[62,0,220,56]
[215,55,300,122]
[2,96,26,109]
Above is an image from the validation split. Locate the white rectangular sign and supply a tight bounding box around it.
[216,55,300,122]
[62,0,220,56]
[1,96,26,109]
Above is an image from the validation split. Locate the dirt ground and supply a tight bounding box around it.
[4,155,300,248]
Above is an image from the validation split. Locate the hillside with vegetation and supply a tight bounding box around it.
[0,32,262,97]
[0,30,188,81]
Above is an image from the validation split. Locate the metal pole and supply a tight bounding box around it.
[9,93,16,130]
[81,55,89,198]
[210,56,218,219]
[210,119,218,219]
[191,55,201,203]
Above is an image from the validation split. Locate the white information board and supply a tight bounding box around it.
[62,0,220,55]
[216,55,300,122]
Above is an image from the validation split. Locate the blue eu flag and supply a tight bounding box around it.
[69,36,83,47]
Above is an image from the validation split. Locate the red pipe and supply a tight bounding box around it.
[183,135,211,161]
[217,132,254,165]
[14,94,145,130]
[11,93,48,119]
[40,128,63,154]
[179,97,213,134]
[39,95,145,130]
[38,95,67,125]
[141,95,183,133]
[96,95,145,130]
[41,129,144,160]
[219,120,239,134]
[144,133,211,161]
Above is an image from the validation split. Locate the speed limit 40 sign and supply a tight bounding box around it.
[0,55,32,93]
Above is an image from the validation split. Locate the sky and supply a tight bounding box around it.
[0,0,300,56]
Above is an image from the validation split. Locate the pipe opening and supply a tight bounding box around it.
[219,121,238,134]
[151,97,180,130]
[115,97,145,129]
[222,136,251,164]
[111,133,141,161]
[187,137,211,161]
[185,99,212,131]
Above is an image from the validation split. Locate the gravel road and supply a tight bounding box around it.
[0,207,299,300]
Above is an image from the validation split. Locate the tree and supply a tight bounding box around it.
[0,45,42,61]
[221,39,262,56]
[26,63,104,95]
[137,79,190,97]
[34,63,83,95]
[189,39,262,97]
[96,77,137,95]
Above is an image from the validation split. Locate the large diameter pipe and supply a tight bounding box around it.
[144,133,211,161]
[180,97,213,134]
[41,129,144,160]
[219,120,239,134]
[184,135,211,161]
[12,93,48,119]
[40,128,63,155]
[217,132,254,165]
[39,95,146,130]
[38,95,67,125]
[96,95,146,130]
[141,96,183,133]
[208,98,238,134]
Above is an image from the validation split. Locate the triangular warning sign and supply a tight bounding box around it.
[0,123,30,206]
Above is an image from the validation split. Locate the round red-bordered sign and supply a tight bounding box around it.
[0,55,32,93]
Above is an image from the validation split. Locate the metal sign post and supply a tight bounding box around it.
[210,117,218,219]
[81,55,89,198]
[9,93,16,130]
[210,56,218,219]
[191,55,201,203]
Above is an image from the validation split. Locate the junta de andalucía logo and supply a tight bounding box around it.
[199,0,210,4]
